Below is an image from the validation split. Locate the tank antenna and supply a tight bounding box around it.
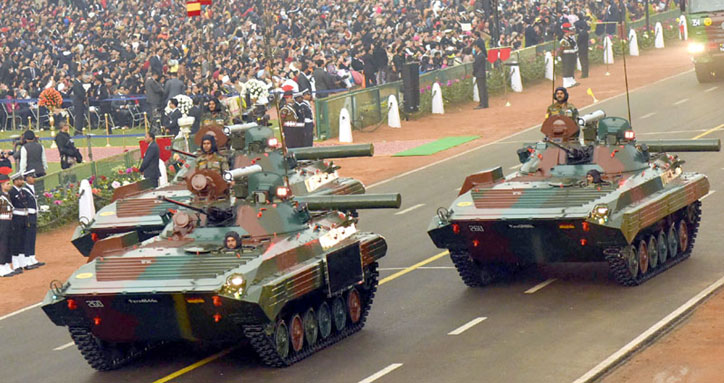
[552,1,558,95]
[618,0,633,124]
[262,11,291,190]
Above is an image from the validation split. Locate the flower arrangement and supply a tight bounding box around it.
[243,79,270,102]
[38,87,63,109]
[174,94,193,116]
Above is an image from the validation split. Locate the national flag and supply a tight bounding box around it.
[199,0,212,4]
[187,1,201,17]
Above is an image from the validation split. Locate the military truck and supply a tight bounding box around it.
[681,0,724,82]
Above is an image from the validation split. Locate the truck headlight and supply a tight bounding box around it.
[687,42,706,54]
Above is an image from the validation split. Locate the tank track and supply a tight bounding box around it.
[450,252,509,287]
[68,327,154,371]
[243,262,379,367]
[606,202,701,286]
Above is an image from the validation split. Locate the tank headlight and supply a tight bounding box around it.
[223,274,246,296]
[222,171,234,182]
[591,204,610,223]
[267,137,279,148]
[687,42,705,54]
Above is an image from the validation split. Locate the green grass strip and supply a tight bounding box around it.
[392,136,479,157]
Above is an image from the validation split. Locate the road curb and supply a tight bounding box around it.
[572,274,724,383]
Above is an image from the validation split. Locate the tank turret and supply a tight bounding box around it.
[289,144,374,160]
[296,193,402,210]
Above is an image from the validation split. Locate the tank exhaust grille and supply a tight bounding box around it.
[472,188,610,209]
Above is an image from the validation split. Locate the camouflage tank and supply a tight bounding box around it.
[72,123,374,258]
[42,164,401,370]
[428,111,720,286]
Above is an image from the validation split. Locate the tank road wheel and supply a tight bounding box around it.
[623,245,639,278]
[678,220,690,254]
[317,302,332,339]
[273,319,290,360]
[637,240,649,275]
[346,288,362,324]
[657,230,668,265]
[667,223,679,258]
[289,314,304,353]
[685,204,698,224]
[302,308,318,347]
[647,235,659,269]
[331,297,347,332]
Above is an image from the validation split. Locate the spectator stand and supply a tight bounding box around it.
[314,8,680,140]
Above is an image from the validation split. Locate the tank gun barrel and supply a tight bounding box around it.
[639,139,721,152]
[543,137,574,155]
[223,123,258,136]
[577,110,606,126]
[159,196,205,214]
[289,144,374,160]
[222,164,263,182]
[171,148,197,158]
[296,193,402,210]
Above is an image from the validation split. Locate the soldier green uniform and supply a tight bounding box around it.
[195,134,229,174]
[546,87,579,121]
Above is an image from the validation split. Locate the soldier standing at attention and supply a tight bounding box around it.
[0,174,16,277]
[280,91,304,148]
[546,87,579,121]
[559,23,579,88]
[21,170,44,269]
[8,172,27,274]
[295,90,315,147]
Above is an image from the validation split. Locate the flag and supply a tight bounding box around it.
[199,0,212,4]
[187,1,201,17]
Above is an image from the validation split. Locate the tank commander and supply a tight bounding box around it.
[546,87,579,121]
[586,169,607,186]
[195,134,229,174]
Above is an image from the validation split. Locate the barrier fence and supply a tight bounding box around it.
[314,9,680,140]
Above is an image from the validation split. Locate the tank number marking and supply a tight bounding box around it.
[86,300,104,308]
[468,225,485,232]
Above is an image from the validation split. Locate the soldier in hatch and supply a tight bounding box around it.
[546,87,579,121]
[195,134,229,174]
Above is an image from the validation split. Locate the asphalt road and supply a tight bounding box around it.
[2,70,723,383]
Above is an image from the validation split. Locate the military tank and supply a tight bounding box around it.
[72,123,375,258]
[42,164,401,370]
[428,112,720,287]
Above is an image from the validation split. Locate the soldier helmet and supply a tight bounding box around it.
[23,169,36,179]
[554,86,569,102]
[586,169,603,183]
[10,172,23,182]
[224,231,241,249]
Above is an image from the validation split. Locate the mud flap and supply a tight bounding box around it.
[324,245,364,296]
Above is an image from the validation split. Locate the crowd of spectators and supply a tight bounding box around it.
[0,0,672,132]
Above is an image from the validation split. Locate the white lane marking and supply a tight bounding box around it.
[509,163,523,170]
[359,363,404,383]
[705,86,718,93]
[0,302,42,321]
[367,69,693,191]
[53,342,75,351]
[673,98,689,106]
[448,317,488,336]
[524,278,558,294]
[639,112,656,119]
[379,266,455,271]
[394,203,425,216]
[571,274,724,383]
[700,190,716,200]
